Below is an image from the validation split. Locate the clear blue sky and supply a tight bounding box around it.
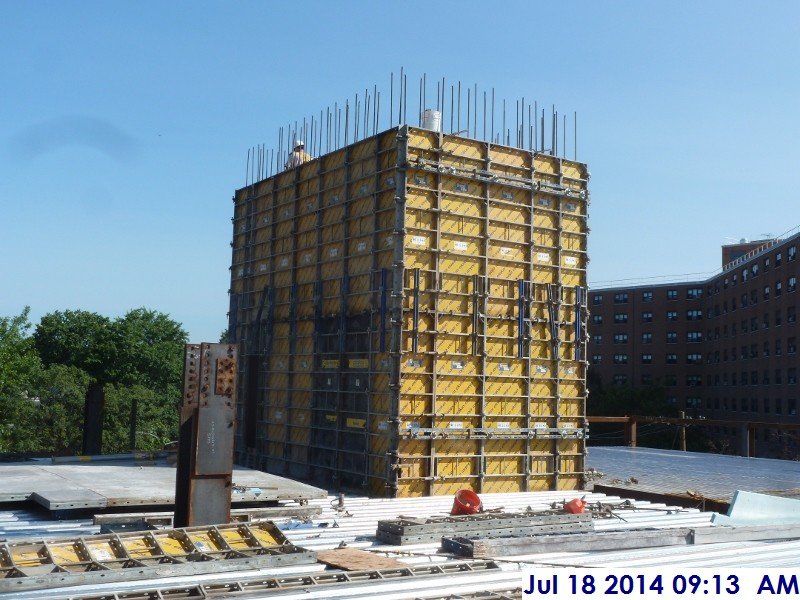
[2,1,799,342]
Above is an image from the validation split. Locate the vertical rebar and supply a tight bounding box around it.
[473,83,477,138]
[418,77,422,126]
[403,73,407,124]
[466,87,470,137]
[457,81,461,133]
[450,85,454,133]
[483,90,487,141]
[491,88,495,143]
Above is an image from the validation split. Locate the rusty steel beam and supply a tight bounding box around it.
[174,343,238,527]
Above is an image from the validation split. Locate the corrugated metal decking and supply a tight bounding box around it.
[229,126,590,496]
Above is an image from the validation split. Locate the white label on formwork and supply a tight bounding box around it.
[263,216,271,224]
[354,378,361,388]
[274,411,283,421]
[259,263,267,272]
[277,360,285,369]
[414,175,427,185]
[380,359,389,369]
[280,258,289,267]
[454,241,468,251]
[329,247,339,257]
[306,202,315,212]
[386,177,395,187]
[237,268,244,277]
[406,421,420,430]
[565,202,577,212]
[502,191,514,200]
[537,252,550,262]
[454,183,469,192]
[538,198,551,207]
[451,360,464,370]
[297,413,305,422]
[357,241,367,252]
[330,195,339,204]
[407,359,422,368]
[300,360,308,369]
[496,421,511,430]
[500,247,511,256]
[533,422,547,429]
[378,421,388,431]
[302,254,312,264]
[194,541,211,552]
[498,363,510,372]
[386,236,395,246]
[564,256,578,266]
[239,224,246,232]
[91,548,114,561]
[448,421,464,429]
[283,209,290,218]
[359,184,368,196]
[412,235,426,246]
[536,365,549,374]
[565,367,576,375]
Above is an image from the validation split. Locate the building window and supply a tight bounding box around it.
[750,317,758,331]
[686,375,702,387]
[764,257,770,272]
[591,354,602,365]
[665,374,677,386]
[776,339,782,355]
[593,315,603,324]
[641,353,653,364]
[666,353,677,364]
[641,374,653,384]
[763,398,770,413]
[666,332,677,343]
[790,276,797,292]
[776,309,783,326]
[667,289,677,300]
[613,374,628,386]
[666,311,678,321]
[789,306,797,323]
[751,370,758,385]
[724,277,729,289]
[763,285,770,300]
[789,368,797,385]
[776,369,783,384]
[776,252,783,266]
[776,281,783,296]
[763,370,770,385]
[687,331,703,343]
[764,341,770,357]
[763,313,769,329]
[614,313,629,323]
[592,294,603,305]
[592,335,602,345]
[686,353,703,364]
[642,311,653,322]
[614,292,629,304]
[752,263,759,277]
[789,245,797,261]
[686,397,702,408]
[750,289,758,304]
[614,333,628,344]
[750,343,758,358]
[613,354,628,364]
[642,332,653,344]
[741,293,748,307]
[789,337,797,354]
[687,309,703,321]
[686,288,703,299]
[642,291,653,302]
[789,399,797,416]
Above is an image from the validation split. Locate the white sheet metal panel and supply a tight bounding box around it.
[587,446,800,501]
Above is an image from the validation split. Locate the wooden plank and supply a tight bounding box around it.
[316,548,406,571]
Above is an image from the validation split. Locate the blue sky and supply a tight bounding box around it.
[2,1,799,342]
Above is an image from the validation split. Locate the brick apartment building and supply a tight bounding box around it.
[589,232,799,457]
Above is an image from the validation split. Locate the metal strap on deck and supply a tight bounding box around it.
[53,560,502,600]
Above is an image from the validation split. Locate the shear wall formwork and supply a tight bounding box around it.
[229,126,590,497]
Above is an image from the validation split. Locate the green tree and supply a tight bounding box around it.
[28,364,91,454]
[0,307,41,395]
[112,308,187,391]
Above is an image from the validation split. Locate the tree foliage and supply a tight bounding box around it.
[1,307,188,457]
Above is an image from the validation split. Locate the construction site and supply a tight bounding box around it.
[3,73,800,599]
